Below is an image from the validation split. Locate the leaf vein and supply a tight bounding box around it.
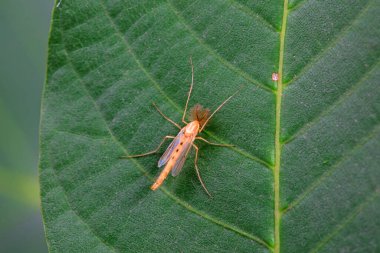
[61,45,271,251]
[283,60,380,144]
[50,165,118,253]
[227,0,279,32]
[166,0,274,93]
[283,125,380,214]
[288,0,309,12]
[97,0,272,167]
[310,190,380,253]
[284,0,373,87]
[55,3,272,248]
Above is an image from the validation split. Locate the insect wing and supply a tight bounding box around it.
[158,131,183,167]
[171,138,193,177]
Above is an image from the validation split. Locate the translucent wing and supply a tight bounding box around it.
[158,131,183,167]
[171,137,193,177]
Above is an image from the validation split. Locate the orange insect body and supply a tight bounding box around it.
[124,58,239,196]
[151,121,199,191]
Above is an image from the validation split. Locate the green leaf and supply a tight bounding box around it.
[40,0,380,252]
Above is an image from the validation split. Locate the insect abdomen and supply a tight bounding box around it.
[150,157,176,191]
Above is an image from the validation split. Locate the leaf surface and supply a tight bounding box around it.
[40,0,380,252]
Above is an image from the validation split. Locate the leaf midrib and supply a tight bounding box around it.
[46,0,380,252]
[275,1,379,252]
[275,0,289,252]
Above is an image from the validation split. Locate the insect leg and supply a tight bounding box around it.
[192,144,212,197]
[182,57,194,124]
[121,136,175,158]
[195,137,234,147]
[152,103,181,129]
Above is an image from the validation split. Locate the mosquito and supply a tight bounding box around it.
[123,58,239,197]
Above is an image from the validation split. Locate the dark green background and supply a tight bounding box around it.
[0,0,52,252]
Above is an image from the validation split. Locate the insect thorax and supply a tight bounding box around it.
[184,121,200,135]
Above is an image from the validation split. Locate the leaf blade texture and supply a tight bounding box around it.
[40,0,380,252]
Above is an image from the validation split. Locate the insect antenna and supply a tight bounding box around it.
[199,87,242,132]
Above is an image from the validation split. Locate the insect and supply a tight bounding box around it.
[124,58,239,196]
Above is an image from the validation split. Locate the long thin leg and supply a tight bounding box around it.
[195,137,234,147]
[121,136,175,158]
[182,57,194,124]
[152,103,181,129]
[192,144,212,197]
